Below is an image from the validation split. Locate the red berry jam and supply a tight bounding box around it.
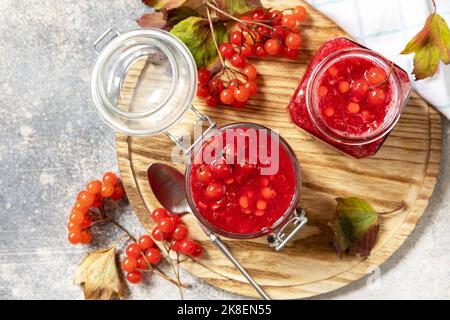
[186,124,300,237]
[288,38,411,158]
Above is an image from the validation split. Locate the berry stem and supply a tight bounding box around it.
[368,62,395,91]
[139,249,188,289]
[95,194,108,217]
[203,1,251,95]
[178,256,192,264]
[154,264,189,288]
[106,217,137,242]
[205,3,225,68]
[378,202,406,217]
[161,238,184,299]
[175,253,183,291]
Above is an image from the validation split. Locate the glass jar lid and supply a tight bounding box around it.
[91,28,197,136]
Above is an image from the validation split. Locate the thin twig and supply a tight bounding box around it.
[161,238,184,299]
[378,202,406,217]
[205,3,225,67]
[106,217,137,242]
[153,265,189,288]
[140,250,187,288]
[368,61,396,91]
[174,253,186,291]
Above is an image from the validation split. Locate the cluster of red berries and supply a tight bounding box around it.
[196,6,308,108]
[120,235,159,284]
[121,207,203,284]
[151,208,203,257]
[67,172,124,245]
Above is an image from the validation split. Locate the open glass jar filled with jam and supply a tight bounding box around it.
[288,38,412,158]
[185,123,305,246]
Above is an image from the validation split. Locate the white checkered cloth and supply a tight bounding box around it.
[306,0,450,118]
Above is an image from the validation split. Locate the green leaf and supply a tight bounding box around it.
[401,13,450,80]
[330,197,380,257]
[142,0,188,10]
[411,43,441,80]
[217,0,263,16]
[170,16,228,68]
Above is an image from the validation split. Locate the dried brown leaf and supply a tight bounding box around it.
[73,247,124,300]
[137,11,168,29]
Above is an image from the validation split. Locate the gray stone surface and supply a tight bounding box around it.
[0,0,449,300]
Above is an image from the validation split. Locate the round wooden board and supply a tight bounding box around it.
[116,0,442,299]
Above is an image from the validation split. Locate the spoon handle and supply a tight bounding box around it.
[205,230,271,300]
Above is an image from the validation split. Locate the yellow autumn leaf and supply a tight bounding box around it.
[401,10,450,80]
[73,247,125,300]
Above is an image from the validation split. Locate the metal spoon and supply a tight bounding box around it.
[147,163,271,300]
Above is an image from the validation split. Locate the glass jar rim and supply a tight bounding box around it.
[184,122,302,239]
[90,28,197,136]
[98,37,179,120]
[305,47,404,145]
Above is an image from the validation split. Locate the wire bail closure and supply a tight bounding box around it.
[164,105,217,156]
[93,28,120,55]
[268,208,308,251]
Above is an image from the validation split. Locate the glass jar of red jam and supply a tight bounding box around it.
[288,38,412,158]
[185,123,307,249]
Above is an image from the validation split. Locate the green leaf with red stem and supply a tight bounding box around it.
[329,197,380,258]
[170,16,228,68]
[401,12,450,80]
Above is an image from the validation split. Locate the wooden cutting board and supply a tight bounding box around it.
[116,0,442,299]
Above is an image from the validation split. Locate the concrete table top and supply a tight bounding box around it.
[0,0,449,300]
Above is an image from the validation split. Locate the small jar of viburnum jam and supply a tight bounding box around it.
[288,38,412,158]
